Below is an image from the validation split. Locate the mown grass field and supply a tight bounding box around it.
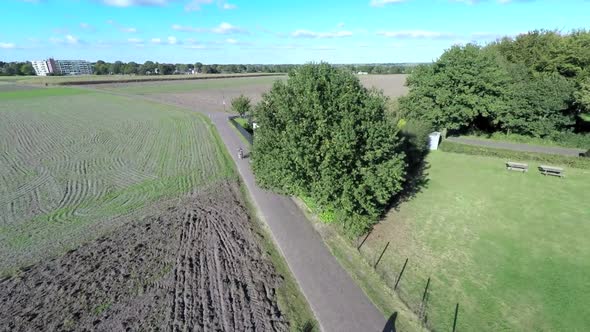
[0,87,234,275]
[359,151,590,331]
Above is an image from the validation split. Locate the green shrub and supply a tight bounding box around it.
[230,94,252,117]
[439,141,590,169]
[470,132,590,150]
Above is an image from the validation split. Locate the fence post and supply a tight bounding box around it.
[373,241,390,269]
[394,258,408,290]
[452,303,459,332]
[421,277,431,303]
[357,232,371,251]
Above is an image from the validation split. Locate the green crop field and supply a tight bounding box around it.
[97,75,283,95]
[0,87,234,275]
[359,151,590,331]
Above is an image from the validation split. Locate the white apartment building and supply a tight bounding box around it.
[55,60,93,75]
[31,58,93,76]
[31,60,51,76]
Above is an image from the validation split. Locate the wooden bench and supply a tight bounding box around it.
[538,165,565,178]
[506,161,528,172]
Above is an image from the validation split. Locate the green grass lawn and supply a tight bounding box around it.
[0,88,234,275]
[359,151,590,331]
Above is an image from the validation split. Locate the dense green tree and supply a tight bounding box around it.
[231,94,252,117]
[19,63,35,76]
[93,60,109,75]
[194,62,203,73]
[400,44,511,132]
[496,68,575,136]
[252,63,407,236]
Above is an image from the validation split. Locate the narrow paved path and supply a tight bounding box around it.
[447,136,585,157]
[208,112,386,332]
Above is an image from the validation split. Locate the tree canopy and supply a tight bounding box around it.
[252,63,407,236]
[400,30,590,137]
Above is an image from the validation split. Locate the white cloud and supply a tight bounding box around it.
[226,38,238,44]
[377,30,456,38]
[167,36,178,44]
[212,22,246,34]
[79,22,95,31]
[151,38,162,44]
[370,0,406,7]
[174,22,246,34]
[107,20,138,33]
[0,42,16,49]
[292,29,353,38]
[100,0,170,6]
[185,0,213,11]
[223,3,237,9]
[65,35,79,44]
[121,27,137,33]
[128,38,143,43]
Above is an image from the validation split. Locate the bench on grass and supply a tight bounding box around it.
[506,161,528,172]
[538,165,565,177]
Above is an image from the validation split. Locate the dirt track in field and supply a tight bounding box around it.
[0,182,287,332]
[145,74,409,114]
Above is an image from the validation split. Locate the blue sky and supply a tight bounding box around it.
[1,0,589,64]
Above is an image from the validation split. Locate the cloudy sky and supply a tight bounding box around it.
[1,0,589,64]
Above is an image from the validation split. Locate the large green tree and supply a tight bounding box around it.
[252,63,407,236]
[400,44,510,132]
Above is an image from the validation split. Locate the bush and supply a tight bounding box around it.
[468,131,590,150]
[439,141,590,169]
[231,94,252,117]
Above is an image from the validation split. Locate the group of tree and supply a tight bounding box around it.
[399,29,590,138]
[0,61,35,76]
[251,63,429,237]
[337,63,417,75]
[91,61,302,75]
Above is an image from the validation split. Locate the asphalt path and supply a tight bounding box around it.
[208,111,386,332]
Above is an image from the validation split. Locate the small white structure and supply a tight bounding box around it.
[357,71,368,75]
[429,132,441,150]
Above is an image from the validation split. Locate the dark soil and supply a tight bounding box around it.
[0,182,287,332]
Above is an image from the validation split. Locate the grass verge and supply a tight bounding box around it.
[292,197,426,332]
[238,182,318,332]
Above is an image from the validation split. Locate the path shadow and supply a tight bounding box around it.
[382,312,398,332]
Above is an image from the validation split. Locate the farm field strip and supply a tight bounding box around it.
[0,90,233,275]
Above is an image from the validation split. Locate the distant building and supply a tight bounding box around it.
[31,58,93,76]
[357,71,369,75]
[31,60,51,76]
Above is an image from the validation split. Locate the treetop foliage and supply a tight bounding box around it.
[400,30,590,138]
[252,63,408,236]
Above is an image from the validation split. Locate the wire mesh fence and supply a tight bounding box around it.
[358,239,462,331]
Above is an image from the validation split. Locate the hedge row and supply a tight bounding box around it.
[467,132,590,150]
[439,141,590,170]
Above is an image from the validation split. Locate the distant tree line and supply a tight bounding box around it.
[400,29,590,139]
[91,61,303,75]
[0,60,415,77]
[0,61,35,76]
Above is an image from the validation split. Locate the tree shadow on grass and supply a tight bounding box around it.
[389,128,431,212]
[382,311,398,332]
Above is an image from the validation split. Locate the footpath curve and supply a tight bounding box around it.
[208,112,386,332]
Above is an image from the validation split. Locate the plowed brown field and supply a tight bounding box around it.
[0,182,287,332]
